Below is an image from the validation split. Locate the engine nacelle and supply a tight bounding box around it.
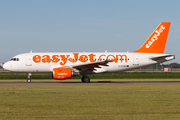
[52,68,80,80]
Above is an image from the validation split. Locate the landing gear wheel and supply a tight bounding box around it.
[84,77,90,83]
[27,78,31,83]
[81,77,90,83]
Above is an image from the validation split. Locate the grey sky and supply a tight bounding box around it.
[0,0,180,63]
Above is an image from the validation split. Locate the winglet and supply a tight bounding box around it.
[133,22,171,54]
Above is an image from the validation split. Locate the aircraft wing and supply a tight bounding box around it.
[57,60,112,73]
[49,60,112,73]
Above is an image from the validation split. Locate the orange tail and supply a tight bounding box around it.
[133,22,171,54]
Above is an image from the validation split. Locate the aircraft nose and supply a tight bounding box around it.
[3,62,10,71]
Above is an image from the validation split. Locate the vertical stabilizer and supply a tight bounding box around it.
[133,22,171,54]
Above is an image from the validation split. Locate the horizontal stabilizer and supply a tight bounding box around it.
[150,55,175,61]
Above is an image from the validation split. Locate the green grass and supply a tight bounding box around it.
[81,72,180,79]
[0,73,52,79]
[1,72,180,79]
[0,84,180,120]
[1,79,180,83]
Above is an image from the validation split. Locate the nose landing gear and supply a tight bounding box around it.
[27,73,31,83]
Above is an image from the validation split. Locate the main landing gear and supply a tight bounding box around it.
[81,75,90,83]
[27,73,31,83]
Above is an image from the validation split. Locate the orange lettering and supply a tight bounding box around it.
[107,55,116,63]
[52,55,59,63]
[99,55,106,61]
[33,55,41,63]
[69,53,79,63]
[60,55,70,65]
[32,53,128,65]
[88,54,96,62]
[116,55,127,63]
[79,55,88,63]
[42,55,51,63]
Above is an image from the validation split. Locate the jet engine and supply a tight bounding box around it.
[52,68,80,80]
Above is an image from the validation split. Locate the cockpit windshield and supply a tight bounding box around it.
[10,58,19,61]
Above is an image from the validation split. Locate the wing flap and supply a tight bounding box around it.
[70,60,111,73]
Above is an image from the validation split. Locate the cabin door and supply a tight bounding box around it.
[26,55,32,66]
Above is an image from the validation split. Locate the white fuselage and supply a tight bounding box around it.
[3,52,174,73]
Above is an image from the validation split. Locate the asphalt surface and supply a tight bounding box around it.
[0,81,180,85]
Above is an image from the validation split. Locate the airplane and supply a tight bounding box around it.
[3,22,175,83]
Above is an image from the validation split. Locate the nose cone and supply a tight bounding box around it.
[3,62,10,71]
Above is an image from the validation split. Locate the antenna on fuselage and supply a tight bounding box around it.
[30,50,32,53]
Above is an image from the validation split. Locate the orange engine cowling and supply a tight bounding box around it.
[53,68,72,80]
[52,68,80,80]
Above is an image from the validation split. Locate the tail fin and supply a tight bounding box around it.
[133,22,171,54]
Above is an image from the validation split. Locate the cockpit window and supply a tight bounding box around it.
[10,58,19,61]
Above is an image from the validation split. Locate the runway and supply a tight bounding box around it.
[0,81,180,85]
